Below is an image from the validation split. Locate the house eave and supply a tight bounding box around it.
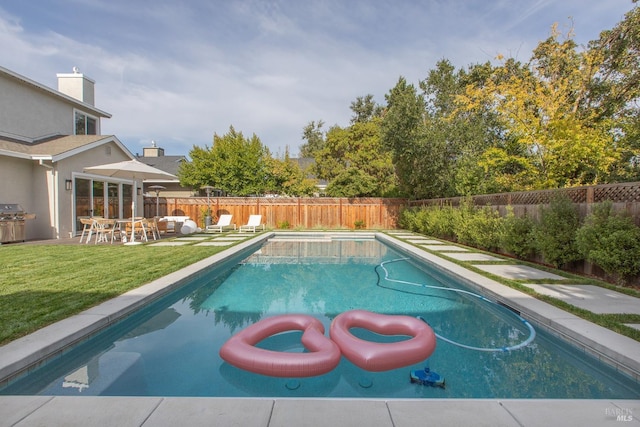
[51,136,134,163]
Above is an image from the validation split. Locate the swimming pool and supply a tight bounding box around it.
[2,234,639,398]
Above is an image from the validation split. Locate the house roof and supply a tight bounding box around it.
[136,155,186,176]
[0,134,133,162]
[0,65,111,119]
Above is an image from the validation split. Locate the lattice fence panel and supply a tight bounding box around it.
[595,184,640,203]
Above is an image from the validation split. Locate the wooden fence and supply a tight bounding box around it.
[143,182,640,230]
[409,181,640,225]
[143,197,406,229]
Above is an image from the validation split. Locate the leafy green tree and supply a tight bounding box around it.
[299,120,325,158]
[178,126,270,196]
[458,23,628,189]
[350,94,383,124]
[325,168,378,197]
[178,145,217,191]
[314,120,396,197]
[381,77,448,199]
[587,3,640,181]
[266,149,318,196]
[420,60,509,195]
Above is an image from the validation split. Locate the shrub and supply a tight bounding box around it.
[533,193,582,267]
[455,207,501,249]
[398,205,456,239]
[277,220,290,229]
[499,206,537,258]
[452,198,501,250]
[398,207,420,231]
[423,205,456,239]
[576,202,640,284]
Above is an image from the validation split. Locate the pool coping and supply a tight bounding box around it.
[0,231,639,424]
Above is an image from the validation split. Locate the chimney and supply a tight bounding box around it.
[57,67,95,106]
[142,140,164,157]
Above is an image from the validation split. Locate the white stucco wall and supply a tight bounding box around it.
[0,156,51,240]
[0,74,103,139]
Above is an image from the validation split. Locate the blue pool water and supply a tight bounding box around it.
[2,236,639,398]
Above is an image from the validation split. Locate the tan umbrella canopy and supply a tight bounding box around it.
[84,159,177,244]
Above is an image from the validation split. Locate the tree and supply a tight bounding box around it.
[265,148,318,196]
[350,94,383,124]
[325,168,378,197]
[381,77,447,199]
[313,118,396,197]
[420,60,508,195]
[299,120,326,158]
[305,95,396,197]
[457,25,620,189]
[587,3,640,181]
[178,126,270,196]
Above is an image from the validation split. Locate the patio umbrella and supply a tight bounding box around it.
[84,159,177,244]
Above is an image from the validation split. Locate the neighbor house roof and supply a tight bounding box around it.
[136,154,186,176]
[0,134,133,162]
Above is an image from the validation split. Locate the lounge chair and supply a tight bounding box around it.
[239,215,265,232]
[205,214,236,232]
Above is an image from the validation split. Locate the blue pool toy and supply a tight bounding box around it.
[410,366,445,388]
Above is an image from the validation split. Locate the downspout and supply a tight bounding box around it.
[38,160,58,239]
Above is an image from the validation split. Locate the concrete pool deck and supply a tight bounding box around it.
[1,231,639,426]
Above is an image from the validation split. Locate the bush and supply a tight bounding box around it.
[499,207,537,258]
[398,205,456,239]
[277,220,290,229]
[533,193,582,267]
[453,199,501,250]
[576,202,640,284]
[425,205,457,240]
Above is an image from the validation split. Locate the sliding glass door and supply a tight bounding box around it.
[73,177,132,235]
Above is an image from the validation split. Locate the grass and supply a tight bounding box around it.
[0,244,227,345]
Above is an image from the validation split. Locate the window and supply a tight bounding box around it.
[75,111,97,135]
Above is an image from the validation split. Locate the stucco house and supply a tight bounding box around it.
[0,66,144,241]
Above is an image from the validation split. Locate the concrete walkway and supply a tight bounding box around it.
[1,231,639,426]
[2,396,639,426]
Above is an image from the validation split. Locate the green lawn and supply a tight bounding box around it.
[0,244,226,345]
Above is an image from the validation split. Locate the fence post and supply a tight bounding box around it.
[586,187,594,217]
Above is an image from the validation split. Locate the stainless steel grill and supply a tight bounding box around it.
[0,204,34,243]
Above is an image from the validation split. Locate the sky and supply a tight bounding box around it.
[0,1,636,159]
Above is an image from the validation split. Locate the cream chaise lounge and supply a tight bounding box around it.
[239,214,265,232]
[205,214,236,232]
